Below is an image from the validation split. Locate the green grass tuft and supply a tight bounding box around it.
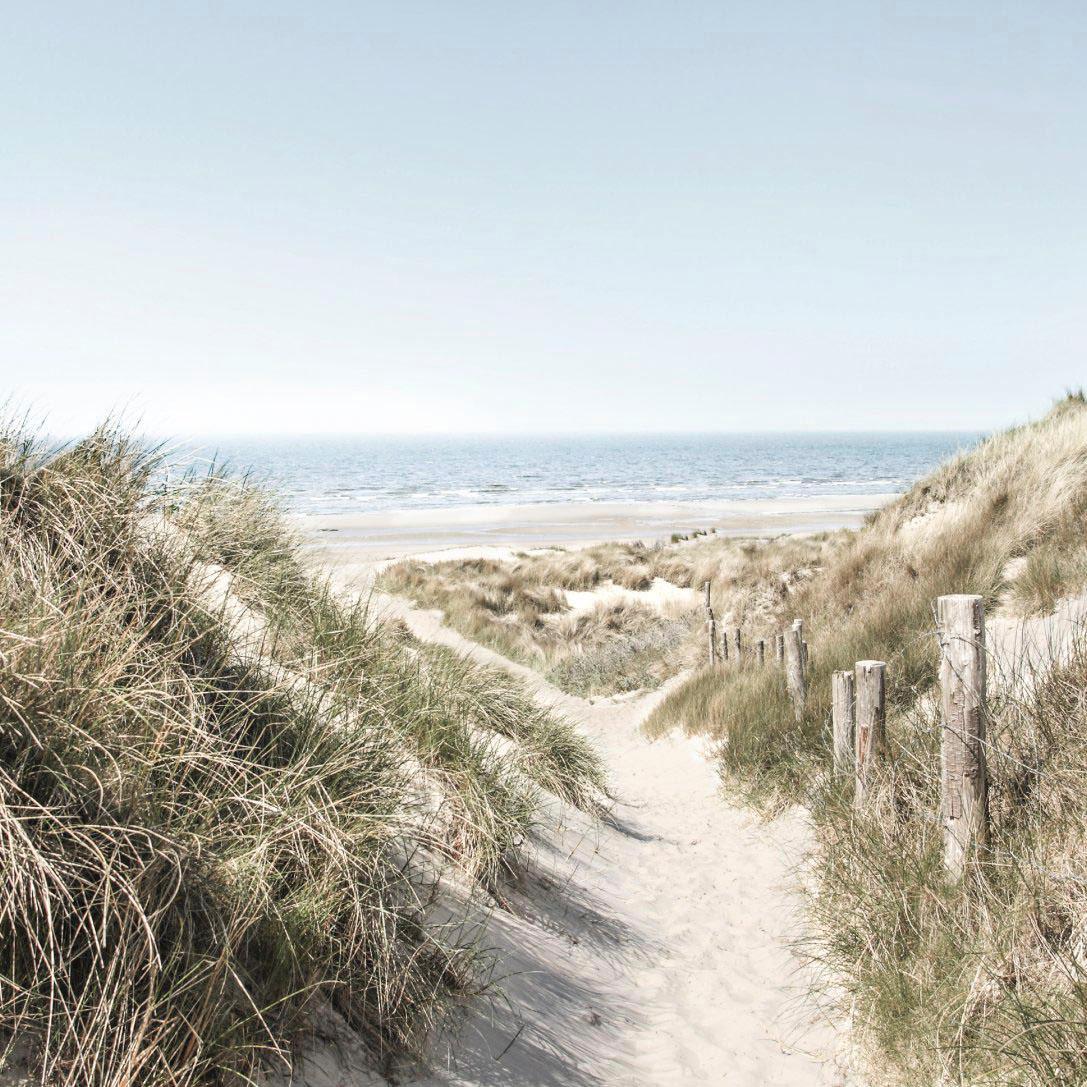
[0,423,605,1086]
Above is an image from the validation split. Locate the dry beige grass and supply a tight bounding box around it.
[0,426,606,1087]
[648,393,1087,1086]
[378,534,836,697]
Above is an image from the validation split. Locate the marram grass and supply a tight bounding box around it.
[0,425,604,1086]
[649,393,1087,1085]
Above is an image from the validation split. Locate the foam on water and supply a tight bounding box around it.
[171,432,980,516]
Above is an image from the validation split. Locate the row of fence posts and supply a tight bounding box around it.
[703,582,805,675]
[704,587,988,879]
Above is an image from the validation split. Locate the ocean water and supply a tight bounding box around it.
[174,433,981,517]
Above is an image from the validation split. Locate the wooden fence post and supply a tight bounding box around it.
[756,638,765,665]
[732,627,742,663]
[775,633,784,664]
[938,594,989,877]
[704,582,718,666]
[784,624,806,720]
[719,628,729,662]
[831,670,855,777]
[854,660,886,807]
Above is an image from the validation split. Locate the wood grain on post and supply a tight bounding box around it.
[831,670,855,777]
[854,660,886,807]
[703,582,718,666]
[775,633,784,664]
[938,594,989,877]
[783,624,806,720]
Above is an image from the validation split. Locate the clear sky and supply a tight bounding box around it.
[2,3,1084,436]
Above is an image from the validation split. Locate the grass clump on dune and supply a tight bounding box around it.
[377,535,833,698]
[649,394,1087,793]
[648,393,1087,1085]
[804,638,1087,1085]
[378,549,698,696]
[0,425,604,1086]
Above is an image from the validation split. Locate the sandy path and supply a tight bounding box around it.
[353,585,855,1087]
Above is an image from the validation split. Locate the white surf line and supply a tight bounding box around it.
[367,585,857,1086]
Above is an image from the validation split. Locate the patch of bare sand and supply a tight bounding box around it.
[562,577,698,617]
[989,590,1087,693]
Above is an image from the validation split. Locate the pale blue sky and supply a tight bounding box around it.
[2,3,1084,435]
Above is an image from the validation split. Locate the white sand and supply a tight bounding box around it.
[310,553,857,1086]
[989,590,1087,692]
[298,495,895,560]
[562,576,699,616]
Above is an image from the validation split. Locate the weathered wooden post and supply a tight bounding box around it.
[704,582,718,666]
[784,624,806,720]
[938,594,989,877]
[732,627,742,663]
[775,633,784,664]
[756,638,766,665]
[831,670,855,777]
[854,660,886,807]
[719,628,729,662]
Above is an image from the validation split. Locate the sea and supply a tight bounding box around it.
[170,432,981,517]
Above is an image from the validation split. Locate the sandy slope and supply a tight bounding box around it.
[312,562,856,1087]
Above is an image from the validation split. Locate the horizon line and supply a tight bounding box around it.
[116,426,988,442]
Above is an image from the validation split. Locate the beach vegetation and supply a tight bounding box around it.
[647,393,1087,1085]
[0,422,605,1086]
[378,533,836,697]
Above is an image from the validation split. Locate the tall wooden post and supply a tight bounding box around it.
[938,594,989,877]
[784,624,806,720]
[854,660,886,807]
[756,638,765,665]
[704,582,718,666]
[831,670,855,777]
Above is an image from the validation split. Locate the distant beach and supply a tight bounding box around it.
[177,431,978,557]
[298,494,899,558]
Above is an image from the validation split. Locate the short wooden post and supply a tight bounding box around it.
[719,628,729,661]
[831,670,855,777]
[854,661,886,807]
[938,594,989,877]
[784,624,806,720]
[732,627,742,663]
[775,633,784,663]
[756,638,765,665]
[704,582,718,666]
